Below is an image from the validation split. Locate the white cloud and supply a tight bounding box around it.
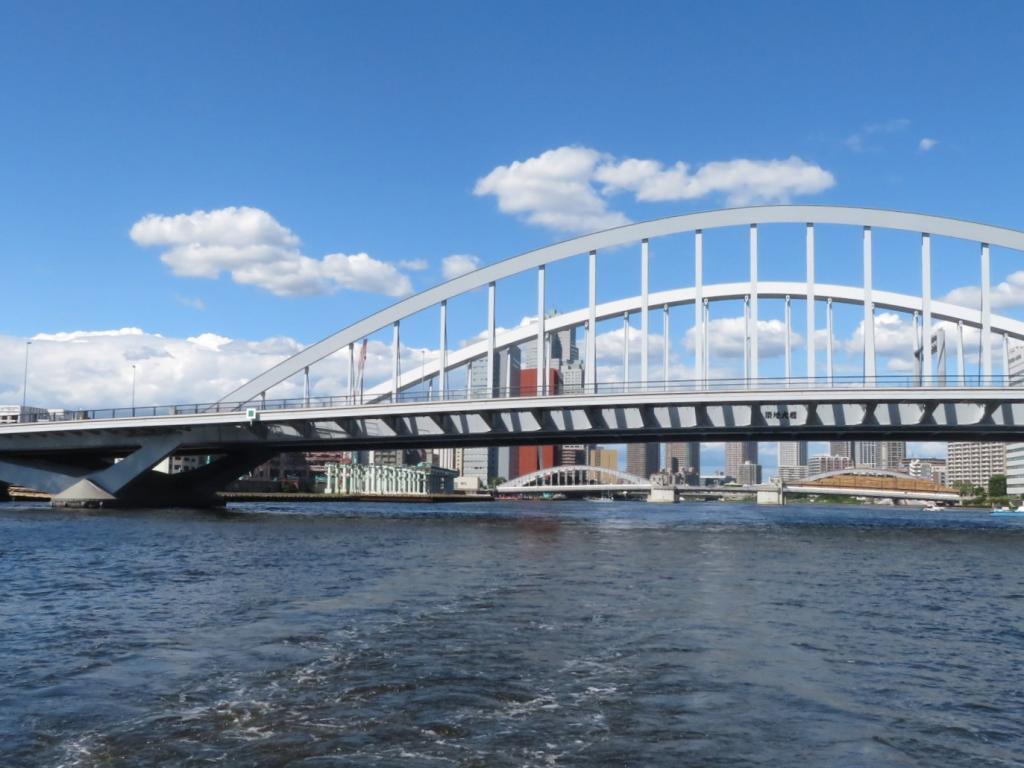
[2,327,448,411]
[682,317,802,360]
[919,137,939,152]
[442,254,481,280]
[943,272,1024,310]
[131,206,412,298]
[595,156,835,206]
[398,258,429,271]
[175,295,205,310]
[474,147,631,232]
[844,118,910,151]
[475,146,834,232]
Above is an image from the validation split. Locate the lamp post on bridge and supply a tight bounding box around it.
[130,364,137,416]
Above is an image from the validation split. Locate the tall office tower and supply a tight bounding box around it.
[737,462,763,485]
[829,441,855,460]
[725,441,758,480]
[549,326,579,365]
[516,339,559,475]
[666,442,700,476]
[626,442,660,478]
[855,441,880,467]
[589,447,619,470]
[947,442,1007,488]
[1007,343,1024,494]
[434,448,458,471]
[778,441,808,468]
[879,441,907,471]
[777,441,809,481]
[462,356,501,483]
[559,359,584,394]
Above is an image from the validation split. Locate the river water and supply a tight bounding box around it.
[2,500,1023,767]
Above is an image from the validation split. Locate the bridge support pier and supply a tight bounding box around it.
[0,436,274,509]
[756,487,785,505]
[648,487,676,503]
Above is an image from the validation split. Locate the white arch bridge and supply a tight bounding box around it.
[2,205,1024,506]
[496,465,960,505]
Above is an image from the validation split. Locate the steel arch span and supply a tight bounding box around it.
[220,204,1024,406]
[5,204,1024,508]
[501,465,649,488]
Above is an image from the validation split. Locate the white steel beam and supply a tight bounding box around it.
[982,243,992,379]
[749,224,759,379]
[439,301,447,399]
[922,233,932,381]
[487,281,496,396]
[641,238,650,389]
[694,230,704,381]
[784,295,792,380]
[391,321,400,402]
[537,265,546,395]
[623,312,630,388]
[863,226,876,380]
[743,295,751,382]
[957,320,966,381]
[663,305,670,388]
[702,299,709,384]
[826,297,834,382]
[587,249,597,392]
[806,223,815,378]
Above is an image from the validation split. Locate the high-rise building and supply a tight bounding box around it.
[588,447,619,470]
[736,462,762,484]
[879,441,907,471]
[666,442,700,476]
[947,442,1007,488]
[855,441,879,467]
[1007,342,1024,494]
[626,443,660,478]
[829,441,854,460]
[807,454,852,474]
[725,441,757,480]
[778,441,808,469]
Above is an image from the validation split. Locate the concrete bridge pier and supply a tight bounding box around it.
[648,487,677,503]
[0,437,274,509]
[756,486,785,505]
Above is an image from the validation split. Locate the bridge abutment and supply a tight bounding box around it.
[756,487,785,505]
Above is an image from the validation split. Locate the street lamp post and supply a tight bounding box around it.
[21,340,32,409]
[130,364,137,415]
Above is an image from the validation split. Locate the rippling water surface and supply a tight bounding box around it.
[2,500,1023,767]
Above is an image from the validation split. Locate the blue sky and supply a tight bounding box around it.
[2,1,1023,469]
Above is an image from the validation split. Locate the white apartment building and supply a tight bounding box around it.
[947,442,1006,488]
[807,455,852,475]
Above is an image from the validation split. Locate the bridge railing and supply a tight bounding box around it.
[14,374,1019,424]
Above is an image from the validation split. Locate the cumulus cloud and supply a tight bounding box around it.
[474,147,631,232]
[442,254,481,280]
[130,206,412,298]
[595,156,835,206]
[919,137,939,152]
[943,272,1024,310]
[1,327,445,411]
[398,258,429,271]
[682,317,802,360]
[474,146,834,232]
